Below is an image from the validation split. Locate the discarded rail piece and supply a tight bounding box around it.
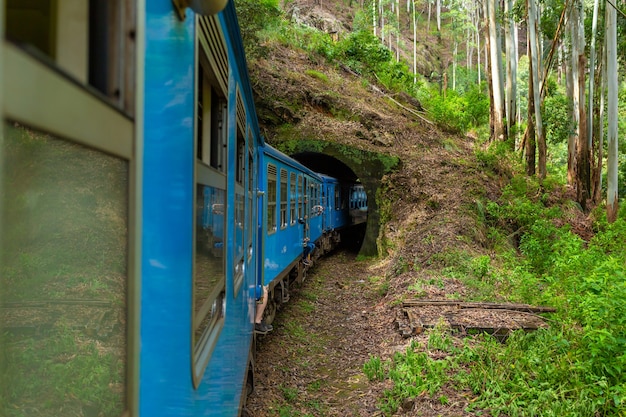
[396,300,556,341]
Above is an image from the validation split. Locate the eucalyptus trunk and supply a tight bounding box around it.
[592,30,606,205]
[606,0,619,222]
[526,52,537,176]
[573,0,590,208]
[487,0,505,141]
[412,0,417,84]
[567,10,578,186]
[528,0,545,177]
[505,0,517,147]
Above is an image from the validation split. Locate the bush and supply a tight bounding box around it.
[422,85,489,134]
[542,93,572,144]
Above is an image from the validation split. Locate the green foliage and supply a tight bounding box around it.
[304,69,328,83]
[543,93,572,144]
[363,355,386,381]
[234,0,283,58]
[422,86,489,133]
[463,84,491,127]
[279,384,299,402]
[331,30,420,95]
[372,175,626,416]
[474,139,518,177]
[336,30,391,74]
[469,255,491,279]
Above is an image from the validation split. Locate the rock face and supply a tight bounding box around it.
[285,3,347,36]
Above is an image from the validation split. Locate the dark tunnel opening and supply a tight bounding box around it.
[291,152,368,255]
[291,152,358,182]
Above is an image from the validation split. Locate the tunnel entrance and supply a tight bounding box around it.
[282,141,399,257]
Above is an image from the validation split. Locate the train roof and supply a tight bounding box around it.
[262,144,323,180]
[318,174,340,183]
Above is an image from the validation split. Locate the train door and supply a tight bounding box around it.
[297,174,305,240]
[246,129,256,295]
[321,183,328,232]
[303,177,310,240]
[234,121,246,297]
[257,152,266,292]
[325,182,334,231]
[290,172,297,229]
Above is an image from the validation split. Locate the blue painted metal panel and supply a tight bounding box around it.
[321,176,337,231]
[140,2,196,417]
[262,151,306,284]
[140,3,258,417]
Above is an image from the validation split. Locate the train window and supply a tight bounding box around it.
[247,130,254,261]
[193,184,226,385]
[233,122,245,296]
[236,134,244,184]
[280,169,288,229]
[5,0,136,114]
[235,95,245,185]
[0,123,128,417]
[304,178,309,212]
[290,173,296,225]
[298,175,303,220]
[335,188,340,210]
[315,184,321,216]
[267,164,277,234]
[192,14,229,386]
[234,191,244,296]
[197,65,227,173]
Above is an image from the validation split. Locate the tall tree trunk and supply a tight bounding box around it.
[483,0,494,139]
[528,0,545,178]
[436,0,441,33]
[577,53,590,209]
[373,0,377,36]
[412,0,417,84]
[453,42,457,90]
[588,0,599,151]
[378,0,385,45]
[567,13,578,186]
[487,0,505,141]
[592,32,606,205]
[396,0,400,61]
[505,0,517,148]
[526,52,537,176]
[477,12,482,85]
[606,0,619,222]
[573,0,590,209]
[426,0,432,33]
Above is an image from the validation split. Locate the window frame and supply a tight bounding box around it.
[267,164,277,235]
[279,168,288,229]
[192,15,229,388]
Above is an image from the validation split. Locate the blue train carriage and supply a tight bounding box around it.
[320,174,351,230]
[1,1,259,417]
[258,144,322,309]
[349,183,369,225]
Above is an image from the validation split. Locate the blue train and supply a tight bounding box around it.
[0,1,367,417]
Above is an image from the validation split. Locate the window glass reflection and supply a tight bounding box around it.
[194,184,226,344]
[0,122,128,417]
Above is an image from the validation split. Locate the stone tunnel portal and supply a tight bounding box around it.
[289,145,397,257]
